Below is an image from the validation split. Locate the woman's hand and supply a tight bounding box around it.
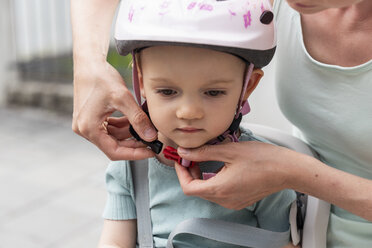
[71,0,157,161]
[175,141,297,210]
[175,141,372,221]
[72,59,156,160]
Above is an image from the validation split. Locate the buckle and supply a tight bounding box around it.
[163,146,196,167]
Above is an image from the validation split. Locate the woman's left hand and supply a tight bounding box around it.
[174,141,299,209]
[175,141,372,221]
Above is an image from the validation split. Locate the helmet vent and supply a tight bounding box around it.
[260,10,274,25]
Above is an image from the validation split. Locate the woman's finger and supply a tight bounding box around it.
[177,142,241,163]
[189,164,201,180]
[175,158,267,210]
[115,90,158,142]
[106,116,130,128]
[117,138,148,148]
[175,163,217,198]
[92,130,155,161]
[107,124,131,140]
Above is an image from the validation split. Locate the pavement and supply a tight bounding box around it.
[0,106,109,248]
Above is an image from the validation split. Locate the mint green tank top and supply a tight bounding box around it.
[273,0,372,247]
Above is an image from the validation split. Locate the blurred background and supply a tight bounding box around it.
[0,0,291,247]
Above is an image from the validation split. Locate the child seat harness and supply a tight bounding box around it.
[130,159,291,248]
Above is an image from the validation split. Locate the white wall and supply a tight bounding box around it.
[242,58,292,133]
[13,0,72,60]
[0,0,17,106]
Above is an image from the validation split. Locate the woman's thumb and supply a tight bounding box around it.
[177,143,235,162]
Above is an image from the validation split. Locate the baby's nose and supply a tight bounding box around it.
[175,100,204,120]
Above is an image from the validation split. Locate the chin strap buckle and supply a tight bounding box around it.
[129,124,163,154]
[163,146,196,168]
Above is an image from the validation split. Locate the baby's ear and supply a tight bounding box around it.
[243,69,263,100]
[136,62,146,99]
[134,53,146,99]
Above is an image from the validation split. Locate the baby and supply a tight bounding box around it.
[99,0,297,247]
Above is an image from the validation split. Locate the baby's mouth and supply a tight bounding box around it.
[176,127,203,133]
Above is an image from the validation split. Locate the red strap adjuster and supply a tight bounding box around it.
[163,146,196,167]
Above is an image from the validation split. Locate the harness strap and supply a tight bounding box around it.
[167,218,290,248]
[131,160,291,248]
[131,160,154,248]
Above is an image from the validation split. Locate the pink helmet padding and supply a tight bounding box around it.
[236,63,254,117]
[131,52,142,105]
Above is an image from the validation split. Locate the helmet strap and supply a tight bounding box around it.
[132,51,143,105]
[236,63,254,118]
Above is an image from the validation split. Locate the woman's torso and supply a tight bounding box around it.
[300,2,372,67]
[273,0,372,246]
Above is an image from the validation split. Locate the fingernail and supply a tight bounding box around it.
[178,147,189,155]
[144,128,156,138]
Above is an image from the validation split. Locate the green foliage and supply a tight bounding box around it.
[107,48,133,88]
[17,47,133,86]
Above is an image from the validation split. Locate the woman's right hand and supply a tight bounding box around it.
[72,58,157,160]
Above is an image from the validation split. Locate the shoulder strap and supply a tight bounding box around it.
[302,196,330,248]
[130,160,154,248]
[167,218,290,248]
[132,159,291,248]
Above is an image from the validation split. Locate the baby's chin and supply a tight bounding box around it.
[173,139,208,149]
[158,132,210,149]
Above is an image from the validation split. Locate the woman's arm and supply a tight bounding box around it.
[71,0,156,161]
[98,219,137,248]
[71,0,118,62]
[175,142,372,221]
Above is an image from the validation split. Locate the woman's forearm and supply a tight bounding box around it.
[71,0,119,64]
[287,151,372,221]
[175,141,372,221]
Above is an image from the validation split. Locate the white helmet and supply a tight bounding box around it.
[115,0,276,68]
[114,0,276,162]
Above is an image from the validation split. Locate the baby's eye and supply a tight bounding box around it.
[205,90,226,97]
[156,89,177,96]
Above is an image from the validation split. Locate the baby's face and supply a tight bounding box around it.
[139,46,246,148]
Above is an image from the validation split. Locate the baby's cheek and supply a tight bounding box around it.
[147,105,168,127]
[153,117,171,133]
[210,111,235,131]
